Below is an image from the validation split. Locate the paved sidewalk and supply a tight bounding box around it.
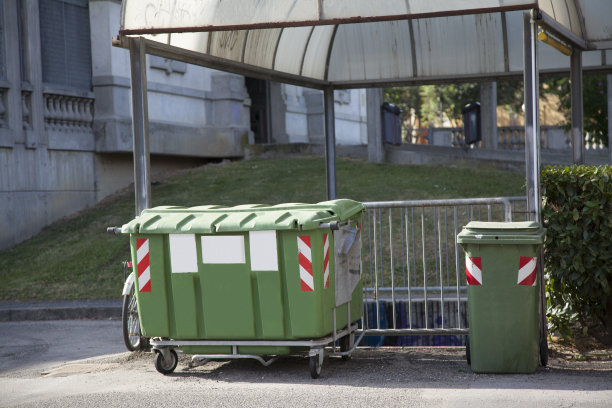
[0,299,122,321]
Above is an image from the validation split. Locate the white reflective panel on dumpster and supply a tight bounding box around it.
[249,230,279,271]
[169,234,198,273]
[201,235,246,264]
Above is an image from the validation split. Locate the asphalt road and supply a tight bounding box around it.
[1,320,611,407]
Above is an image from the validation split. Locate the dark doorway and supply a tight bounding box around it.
[245,77,270,144]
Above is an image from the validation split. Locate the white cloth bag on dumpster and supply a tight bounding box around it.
[334,225,361,307]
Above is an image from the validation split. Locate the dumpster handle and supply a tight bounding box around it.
[319,221,344,230]
[107,226,122,235]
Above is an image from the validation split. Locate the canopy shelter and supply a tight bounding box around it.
[115,0,612,222]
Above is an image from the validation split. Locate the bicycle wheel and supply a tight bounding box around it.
[122,285,142,351]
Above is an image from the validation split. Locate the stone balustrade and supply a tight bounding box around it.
[43,91,94,133]
[404,125,607,153]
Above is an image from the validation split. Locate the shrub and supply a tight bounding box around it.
[541,165,612,342]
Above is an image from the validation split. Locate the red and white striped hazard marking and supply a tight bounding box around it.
[136,238,151,293]
[298,236,314,292]
[465,256,482,286]
[517,256,538,286]
[323,233,330,289]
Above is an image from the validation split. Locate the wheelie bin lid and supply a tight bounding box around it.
[457,221,546,245]
[121,199,364,234]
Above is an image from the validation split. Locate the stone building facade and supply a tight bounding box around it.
[0,0,369,250]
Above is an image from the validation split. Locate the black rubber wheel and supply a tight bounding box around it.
[540,337,549,367]
[466,336,471,366]
[309,353,322,379]
[122,288,143,351]
[155,349,178,375]
[339,335,351,361]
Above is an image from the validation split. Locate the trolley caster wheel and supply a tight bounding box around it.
[340,334,352,361]
[154,349,178,375]
[465,336,471,366]
[539,337,548,367]
[309,350,324,379]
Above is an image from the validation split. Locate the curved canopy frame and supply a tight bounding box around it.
[115,0,612,215]
[115,0,612,366]
[117,0,612,89]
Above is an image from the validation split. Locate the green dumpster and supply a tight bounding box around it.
[457,221,546,373]
[121,199,364,377]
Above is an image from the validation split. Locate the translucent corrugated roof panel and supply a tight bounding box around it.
[119,0,612,88]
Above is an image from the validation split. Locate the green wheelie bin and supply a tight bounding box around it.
[457,221,546,373]
[121,199,364,378]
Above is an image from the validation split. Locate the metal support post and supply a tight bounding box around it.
[570,49,584,164]
[324,87,337,200]
[607,75,612,163]
[523,12,541,223]
[129,37,152,216]
[524,11,547,363]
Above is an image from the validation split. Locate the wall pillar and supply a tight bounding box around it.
[366,88,384,162]
[480,81,498,150]
[570,49,584,164]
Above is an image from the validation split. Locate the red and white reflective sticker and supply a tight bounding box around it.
[466,256,482,286]
[136,238,151,292]
[517,256,537,286]
[298,236,314,292]
[323,233,330,289]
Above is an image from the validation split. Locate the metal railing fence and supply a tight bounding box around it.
[358,196,528,344]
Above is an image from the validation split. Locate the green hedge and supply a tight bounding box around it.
[541,165,612,339]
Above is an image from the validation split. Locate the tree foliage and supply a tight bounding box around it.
[384,76,608,147]
[543,74,609,147]
[384,86,423,128]
[420,83,479,126]
[542,165,612,341]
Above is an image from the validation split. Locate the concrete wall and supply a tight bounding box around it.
[281,86,368,146]
[91,1,251,158]
[0,145,97,251]
[1,0,252,251]
[0,0,99,251]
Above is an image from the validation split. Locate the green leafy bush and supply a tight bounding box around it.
[541,165,612,341]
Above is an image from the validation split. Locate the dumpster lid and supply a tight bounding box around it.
[457,221,545,245]
[462,221,542,232]
[121,199,364,234]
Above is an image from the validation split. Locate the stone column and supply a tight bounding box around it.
[570,50,584,164]
[366,88,384,162]
[480,81,498,150]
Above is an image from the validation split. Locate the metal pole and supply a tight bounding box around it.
[570,49,584,164]
[324,87,337,200]
[524,11,548,362]
[523,12,541,223]
[607,75,612,163]
[129,37,152,216]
